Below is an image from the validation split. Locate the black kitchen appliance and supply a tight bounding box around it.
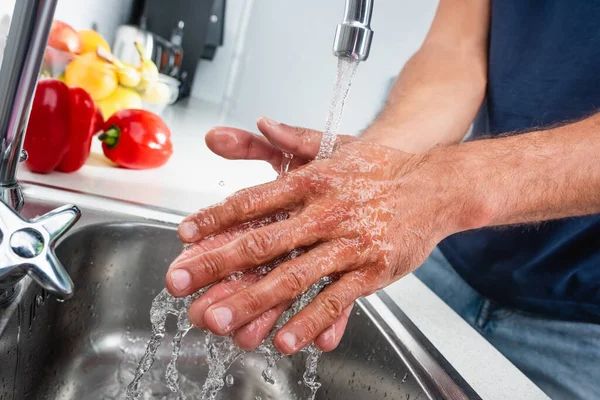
[129,0,226,98]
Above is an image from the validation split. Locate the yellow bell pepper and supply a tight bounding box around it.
[65,53,118,101]
[97,86,143,119]
[79,30,111,54]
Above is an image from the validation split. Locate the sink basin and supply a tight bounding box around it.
[0,184,479,400]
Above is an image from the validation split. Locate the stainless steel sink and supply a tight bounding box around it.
[0,184,479,400]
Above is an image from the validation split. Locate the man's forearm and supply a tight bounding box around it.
[436,115,600,231]
[362,0,490,154]
[362,43,487,153]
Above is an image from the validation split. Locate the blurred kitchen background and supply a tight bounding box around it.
[0,0,437,135]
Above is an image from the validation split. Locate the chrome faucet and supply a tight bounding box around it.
[0,0,80,300]
[333,0,374,61]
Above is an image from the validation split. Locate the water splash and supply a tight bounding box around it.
[165,307,194,398]
[125,289,204,400]
[127,268,330,400]
[280,152,294,176]
[316,57,360,160]
[127,56,359,400]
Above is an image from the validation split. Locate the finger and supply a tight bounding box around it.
[206,127,283,170]
[167,217,275,297]
[202,240,359,335]
[170,222,253,267]
[257,117,356,160]
[232,301,291,351]
[314,305,353,352]
[177,177,303,243]
[257,117,323,160]
[187,272,260,328]
[274,271,370,354]
[169,211,332,297]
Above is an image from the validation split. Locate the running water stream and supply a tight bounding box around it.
[126,57,360,400]
[317,57,360,160]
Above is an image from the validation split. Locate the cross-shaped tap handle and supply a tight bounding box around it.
[0,201,81,299]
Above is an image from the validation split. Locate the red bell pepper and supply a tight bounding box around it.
[24,79,99,174]
[24,79,70,173]
[98,109,173,169]
[56,87,98,172]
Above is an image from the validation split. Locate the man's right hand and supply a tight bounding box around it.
[198,119,354,352]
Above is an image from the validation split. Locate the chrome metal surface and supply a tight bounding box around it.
[333,0,374,61]
[0,199,80,298]
[360,293,482,400]
[19,149,28,163]
[0,0,83,302]
[0,0,57,205]
[0,183,23,213]
[0,184,480,399]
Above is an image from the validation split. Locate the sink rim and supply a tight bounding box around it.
[358,293,481,400]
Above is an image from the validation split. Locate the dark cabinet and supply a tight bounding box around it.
[130,0,222,98]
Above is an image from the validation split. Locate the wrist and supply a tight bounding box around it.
[419,144,495,234]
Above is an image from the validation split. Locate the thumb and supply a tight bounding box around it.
[257,117,323,160]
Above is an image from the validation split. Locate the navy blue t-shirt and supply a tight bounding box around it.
[438,0,600,324]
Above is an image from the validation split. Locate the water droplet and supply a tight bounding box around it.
[219,181,225,187]
[35,294,44,306]
[225,374,234,387]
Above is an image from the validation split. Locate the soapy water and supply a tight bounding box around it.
[126,57,359,400]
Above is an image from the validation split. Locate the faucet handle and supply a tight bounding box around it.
[0,202,81,299]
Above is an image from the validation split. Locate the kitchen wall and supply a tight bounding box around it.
[0,0,133,46]
[53,0,134,45]
[0,0,15,19]
[191,0,250,105]
[193,0,438,134]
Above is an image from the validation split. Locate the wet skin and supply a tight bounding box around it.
[166,117,470,355]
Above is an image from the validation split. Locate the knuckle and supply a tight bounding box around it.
[317,293,345,320]
[198,251,225,280]
[238,290,263,314]
[228,190,256,217]
[300,315,322,338]
[294,126,312,139]
[279,264,307,295]
[291,171,314,191]
[241,230,274,264]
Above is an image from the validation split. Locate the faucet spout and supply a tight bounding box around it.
[0,0,58,211]
[0,0,80,301]
[333,0,374,61]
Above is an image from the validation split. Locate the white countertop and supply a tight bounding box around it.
[19,98,547,400]
[20,98,277,213]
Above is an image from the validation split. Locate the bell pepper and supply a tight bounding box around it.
[24,79,100,174]
[98,109,173,169]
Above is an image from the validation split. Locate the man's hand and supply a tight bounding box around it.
[166,118,474,355]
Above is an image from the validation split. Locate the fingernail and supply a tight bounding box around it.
[179,221,198,241]
[170,269,191,292]
[280,332,297,351]
[262,116,279,126]
[211,307,233,331]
